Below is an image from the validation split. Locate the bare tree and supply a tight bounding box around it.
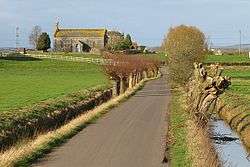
[29,25,42,49]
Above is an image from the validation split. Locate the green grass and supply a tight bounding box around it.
[143,52,167,61]
[204,54,250,64]
[220,66,250,129]
[169,90,191,167]
[223,66,250,95]
[2,73,149,167]
[0,59,109,112]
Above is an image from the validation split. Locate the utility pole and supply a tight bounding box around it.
[239,30,242,55]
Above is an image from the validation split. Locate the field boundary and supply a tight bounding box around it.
[27,54,110,64]
[0,86,112,151]
[205,62,250,66]
[0,52,111,65]
[0,73,160,167]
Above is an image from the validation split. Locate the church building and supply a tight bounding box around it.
[54,23,108,52]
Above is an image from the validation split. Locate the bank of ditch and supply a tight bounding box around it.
[0,86,112,151]
[168,88,221,167]
[217,93,250,152]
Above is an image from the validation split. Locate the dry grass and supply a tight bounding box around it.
[186,119,221,167]
[0,76,159,167]
[171,90,221,167]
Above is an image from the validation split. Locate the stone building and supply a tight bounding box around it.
[54,24,108,52]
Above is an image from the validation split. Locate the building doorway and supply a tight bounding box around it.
[81,42,91,52]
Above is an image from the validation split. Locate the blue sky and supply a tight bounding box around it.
[1,0,250,47]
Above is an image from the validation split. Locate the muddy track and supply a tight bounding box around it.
[33,69,170,167]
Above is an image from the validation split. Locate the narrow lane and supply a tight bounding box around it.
[33,71,169,167]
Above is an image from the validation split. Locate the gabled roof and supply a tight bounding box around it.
[54,28,106,38]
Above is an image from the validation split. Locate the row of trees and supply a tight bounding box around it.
[102,52,160,95]
[29,26,51,52]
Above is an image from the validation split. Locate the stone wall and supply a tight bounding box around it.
[54,36,106,52]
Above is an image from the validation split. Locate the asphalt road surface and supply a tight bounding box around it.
[33,71,170,167]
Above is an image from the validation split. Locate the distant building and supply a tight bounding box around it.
[214,49,223,56]
[54,24,108,53]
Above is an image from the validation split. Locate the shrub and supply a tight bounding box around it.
[163,25,206,85]
[37,32,51,52]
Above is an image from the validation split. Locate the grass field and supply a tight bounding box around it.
[144,52,167,61]
[223,66,250,97]
[204,54,250,64]
[0,58,109,112]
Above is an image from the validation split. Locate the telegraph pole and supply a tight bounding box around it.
[239,30,242,55]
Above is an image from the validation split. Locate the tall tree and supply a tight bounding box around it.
[37,32,51,52]
[163,25,206,85]
[29,25,42,49]
[123,34,133,49]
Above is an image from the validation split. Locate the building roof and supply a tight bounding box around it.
[54,28,106,38]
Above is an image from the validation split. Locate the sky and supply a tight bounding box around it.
[0,0,250,48]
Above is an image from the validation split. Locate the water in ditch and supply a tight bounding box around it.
[210,119,250,167]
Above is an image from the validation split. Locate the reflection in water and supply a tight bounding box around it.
[210,120,250,167]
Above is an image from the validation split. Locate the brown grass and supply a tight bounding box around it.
[186,119,221,167]
[183,90,221,167]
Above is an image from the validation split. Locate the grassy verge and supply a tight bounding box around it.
[169,89,191,167]
[169,88,220,167]
[0,75,158,167]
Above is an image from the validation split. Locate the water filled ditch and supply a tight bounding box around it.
[210,119,250,167]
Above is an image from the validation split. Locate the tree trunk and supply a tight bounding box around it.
[129,73,133,89]
[112,80,119,97]
[119,76,125,94]
[142,71,148,79]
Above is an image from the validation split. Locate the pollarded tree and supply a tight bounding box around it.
[37,32,51,52]
[163,25,206,85]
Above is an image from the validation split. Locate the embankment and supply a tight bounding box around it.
[0,86,112,150]
[168,89,220,167]
[217,93,250,152]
